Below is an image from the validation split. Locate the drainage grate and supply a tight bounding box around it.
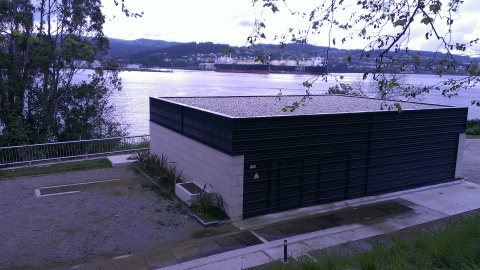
[35,177,147,197]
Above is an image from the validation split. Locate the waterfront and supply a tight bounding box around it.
[77,70,480,135]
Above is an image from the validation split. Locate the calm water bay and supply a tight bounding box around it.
[76,69,480,135]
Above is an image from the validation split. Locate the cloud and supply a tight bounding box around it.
[239,20,255,27]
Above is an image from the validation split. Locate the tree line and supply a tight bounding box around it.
[0,0,125,147]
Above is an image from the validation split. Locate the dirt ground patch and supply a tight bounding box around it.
[0,167,236,269]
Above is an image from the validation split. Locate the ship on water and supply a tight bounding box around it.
[214,56,270,74]
[214,56,327,74]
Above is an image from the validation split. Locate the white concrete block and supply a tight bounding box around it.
[455,132,466,179]
[150,122,246,220]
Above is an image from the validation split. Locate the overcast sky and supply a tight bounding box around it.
[101,0,480,54]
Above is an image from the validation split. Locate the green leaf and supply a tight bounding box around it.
[255,55,264,63]
[259,22,266,28]
[363,72,369,80]
[343,56,352,63]
[394,103,403,113]
[421,17,433,25]
[388,82,399,88]
[302,81,313,88]
[456,43,466,51]
[468,66,478,76]
[222,49,231,55]
[394,19,407,27]
[412,55,420,63]
[430,3,441,13]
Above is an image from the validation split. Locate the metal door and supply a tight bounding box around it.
[243,153,354,218]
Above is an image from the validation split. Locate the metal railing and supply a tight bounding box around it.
[0,135,150,167]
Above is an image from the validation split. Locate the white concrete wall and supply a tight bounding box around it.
[150,122,244,221]
[455,132,466,179]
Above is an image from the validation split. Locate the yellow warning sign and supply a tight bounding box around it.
[254,173,260,179]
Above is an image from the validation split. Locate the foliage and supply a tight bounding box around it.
[124,42,230,67]
[0,158,112,179]
[0,0,126,147]
[250,0,480,108]
[262,213,480,270]
[327,83,366,96]
[133,151,185,190]
[467,119,480,135]
[191,183,227,220]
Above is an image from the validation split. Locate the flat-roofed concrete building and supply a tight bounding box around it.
[150,95,468,221]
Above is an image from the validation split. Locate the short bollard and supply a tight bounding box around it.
[283,239,288,263]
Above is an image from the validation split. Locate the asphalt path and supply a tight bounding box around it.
[463,139,480,184]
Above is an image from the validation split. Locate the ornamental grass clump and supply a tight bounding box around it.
[192,183,228,221]
[133,151,185,190]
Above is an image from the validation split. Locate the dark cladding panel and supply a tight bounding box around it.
[242,107,467,218]
[150,97,234,153]
[150,97,182,131]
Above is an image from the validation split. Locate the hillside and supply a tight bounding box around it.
[108,38,179,58]
[108,38,477,74]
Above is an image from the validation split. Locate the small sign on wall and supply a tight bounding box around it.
[254,172,260,179]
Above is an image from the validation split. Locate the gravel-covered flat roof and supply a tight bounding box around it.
[161,95,450,118]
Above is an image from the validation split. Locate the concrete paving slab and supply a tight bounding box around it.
[400,181,480,215]
[170,244,200,263]
[110,255,150,269]
[188,252,273,270]
[262,242,312,260]
[194,239,225,257]
[107,154,136,167]
[142,249,178,268]
[273,222,306,238]
[290,219,322,233]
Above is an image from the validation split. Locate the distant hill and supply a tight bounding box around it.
[107,38,476,74]
[108,38,179,58]
[118,42,231,68]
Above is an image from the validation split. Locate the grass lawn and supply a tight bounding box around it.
[0,158,112,179]
[262,213,480,269]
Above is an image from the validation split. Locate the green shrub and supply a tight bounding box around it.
[191,183,227,221]
[467,119,480,135]
[133,151,185,190]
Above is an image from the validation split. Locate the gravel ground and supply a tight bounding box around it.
[0,167,235,270]
[163,95,447,117]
